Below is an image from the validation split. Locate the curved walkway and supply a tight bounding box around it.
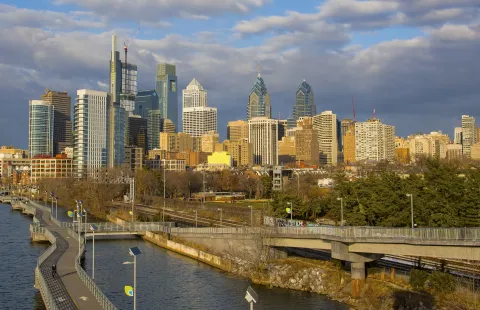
[31,203,104,310]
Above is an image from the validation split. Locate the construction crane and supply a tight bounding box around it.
[123,28,140,93]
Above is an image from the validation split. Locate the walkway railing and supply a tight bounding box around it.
[68,227,118,310]
[36,225,59,310]
[169,226,480,243]
[70,222,173,233]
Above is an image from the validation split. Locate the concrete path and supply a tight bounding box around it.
[33,204,104,310]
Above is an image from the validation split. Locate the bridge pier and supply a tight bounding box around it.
[351,262,366,298]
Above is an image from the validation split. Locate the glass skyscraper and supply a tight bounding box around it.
[247,65,271,120]
[135,89,158,118]
[155,63,178,131]
[29,100,54,158]
[292,80,315,126]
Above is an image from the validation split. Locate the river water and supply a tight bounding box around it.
[0,203,347,310]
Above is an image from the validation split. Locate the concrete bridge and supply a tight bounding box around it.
[167,226,480,297]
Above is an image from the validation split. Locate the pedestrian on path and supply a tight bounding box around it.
[52,264,57,277]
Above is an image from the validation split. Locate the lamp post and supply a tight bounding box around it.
[84,208,88,245]
[286,202,293,222]
[248,205,253,227]
[131,177,135,223]
[194,210,198,228]
[75,200,83,258]
[90,224,97,280]
[44,190,47,207]
[406,193,414,229]
[127,247,142,310]
[50,192,54,215]
[202,168,206,208]
[52,196,58,219]
[336,197,344,226]
[163,165,166,222]
[218,208,223,227]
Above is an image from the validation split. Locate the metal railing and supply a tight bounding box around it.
[71,222,172,234]
[36,226,59,310]
[169,226,480,243]
[30,224,46,234]
[68,227,118,310]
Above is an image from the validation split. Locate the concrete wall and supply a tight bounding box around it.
[143,232,232,272]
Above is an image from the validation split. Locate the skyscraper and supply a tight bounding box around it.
[247,65,271,120]
[128,115,148,153]
[156,63,178,130]
[248,117,278,166]
[74,90,109,178]
[295,117,319,165]
[29,100,54,158]
[135,90,158,118]
[313,111,338,165]
[42,89,72,155]
[227,120,249,141]
[462,115,476,157]
[292,80,316,124]
[342,119,356,163]
[355,119,395,162]
[182,78,217,137]
[148,110,162,150]
[454,127,462,144]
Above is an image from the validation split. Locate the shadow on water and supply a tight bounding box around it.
[392,291,435,310]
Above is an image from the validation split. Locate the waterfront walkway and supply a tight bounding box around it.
[30,203,104,310]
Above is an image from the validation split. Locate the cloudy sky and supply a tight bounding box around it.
[1,0,480,147]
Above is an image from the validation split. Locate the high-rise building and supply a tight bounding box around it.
[178,133,194,152]
[278,119,288,141]
[295,120,319,166]
[42,89,72,155]
[201,132,219,153]
[225,139,253,167]
[292,80,316,124]
[355,119,395,162]
[454,127,463,144]
[135,90,158,118]
[278,136,296,156]
[163,119,176,133]
[342,119,356,163]
[227,120,249,141]
[182,78,217,137]
[74,90,109,178]
[313,111,338,165]
[156,63,178,130]
[462,115,476,158]
[128,115,148,153]
[29,100,54,158]
[159,132,178,152]
[124,146,143,172]
[446,144,463,161]
[247,65,271,120]
[147,110,162,151]
[248,117,278,166]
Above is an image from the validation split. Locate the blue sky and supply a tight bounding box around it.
[0,0,479,147]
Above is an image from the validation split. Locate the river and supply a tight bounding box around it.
[0,203,347,309]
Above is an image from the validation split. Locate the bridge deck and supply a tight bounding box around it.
[33,204,103,310]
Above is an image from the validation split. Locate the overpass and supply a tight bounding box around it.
[168,226,480,297]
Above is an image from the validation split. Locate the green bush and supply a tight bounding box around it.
[428,271,456,293]
[409,269,429,291]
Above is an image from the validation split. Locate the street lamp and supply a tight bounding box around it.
[75,200,83,257]
[50,192,54,215]
[245,286,258,310]
[126,247,142,310]
[406,193,414,229]
[286,202,293,222]
[90,224,97,280]
[248,205,253,227]
[218,208,223,227]
[44,190,47,207]
[336,197,344,226]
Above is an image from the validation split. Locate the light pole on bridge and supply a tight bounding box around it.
[336,197,344,226]
[90,224,97,280]
[406,193,414,229]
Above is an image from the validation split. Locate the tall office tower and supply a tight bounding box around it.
[248,117,278,166]
[313,111,338,165]
[227,120,249,141]
[247,65,271,120]
[135,90,158,118]
[454,127,463,144]
[163,119,176,133]
[462,115,476,157]
[156,63,178,130]
[355,119,395,162]
[148,110,162,150]
[74,90,109,178]
[42,89,72,155]
[278,119,288,141]
[120,63,137,113]
[295,118,319,165]
[201,132,219,153]
[159,132,178,152]
[182,78,217,137]
[110,34,122,104]
[183,78,207,108]
[178,133,194,152]
[292,80,316,124]
[342,119,356,163]
[29,100,54,158]
[128,115,148,153]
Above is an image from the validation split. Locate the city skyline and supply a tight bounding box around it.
[2,1,480,147]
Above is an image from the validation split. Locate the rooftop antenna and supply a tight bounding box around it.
[257,62,261,78]
[278,112,280,121]
[352,96,356,122]
[123,27,140,93]
[373,108,376,120]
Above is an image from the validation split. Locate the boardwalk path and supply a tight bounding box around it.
[33,204,104,310]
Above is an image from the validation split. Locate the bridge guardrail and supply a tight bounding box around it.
[68,227,118,310]
[71,222,172,234]
[169,226,480,242]
[36,226,59,310]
